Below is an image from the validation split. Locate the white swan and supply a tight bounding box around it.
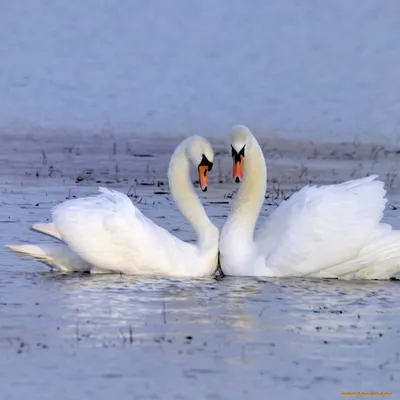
[219,125,400,279]
[7,136,219,276]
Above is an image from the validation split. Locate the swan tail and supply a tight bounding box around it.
[345,228,400,280]
[30,223,63,241]
[309,225,400,280]
[5,243,91,272]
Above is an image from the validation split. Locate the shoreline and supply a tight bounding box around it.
[2,130,400,196]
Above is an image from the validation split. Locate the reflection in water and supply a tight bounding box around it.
[37,273,220,343]
[28,271,400,352]
[2,257,400,397]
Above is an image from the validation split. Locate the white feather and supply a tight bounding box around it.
[220,126,400,279]
[30,223,62,241]
[6,136,219,277]
[5,243,91,272]
[50,187,208,276]
[256,175,388,277]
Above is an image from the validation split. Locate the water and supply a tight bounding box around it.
[1,0,400,143]
[2,4,400,391]
[2,134,400,398]
[1,271,400,399]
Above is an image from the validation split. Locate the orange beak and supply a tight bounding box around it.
[198,165,209,192]
[232,156,244,183]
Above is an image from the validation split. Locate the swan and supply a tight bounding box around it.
[219,125,400,279]
[7,136,219,276]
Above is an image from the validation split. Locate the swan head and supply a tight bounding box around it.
[228,125,253,183]
[186,136,214,192]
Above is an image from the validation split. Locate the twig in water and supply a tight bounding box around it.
[127,185,138,198]
[298,164,308,181]
[129,327,134,344]
[259,306,267,317]
[369,145,385,161]
[386,166,399,191]
[119,328,127,345]
[350,163,363,178]
[41,151,47,165]
[162,302,167,324]
[271,182,281,201]
[75,322,81,344]
[115,163,119,180]
[218,159,223,183]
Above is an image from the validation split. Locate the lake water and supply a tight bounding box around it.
[2,134,400,398]
[1,0,400,144]
[2,182,400,399]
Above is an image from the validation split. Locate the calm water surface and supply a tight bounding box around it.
[1,184,400,399]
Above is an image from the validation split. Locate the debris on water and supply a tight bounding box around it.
[379,360,391,369]
[75,173,89,183]
[132,153,154,158]
[154,336,165,343]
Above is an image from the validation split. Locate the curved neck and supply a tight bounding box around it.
[222,135,267,246]
[168,140,218,249]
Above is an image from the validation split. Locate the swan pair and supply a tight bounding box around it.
[7,125,400,279]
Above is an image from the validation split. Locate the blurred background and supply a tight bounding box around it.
[1,0,400,144]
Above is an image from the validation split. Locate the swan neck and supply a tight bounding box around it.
[168,141,218,249]
[224,136,267,244]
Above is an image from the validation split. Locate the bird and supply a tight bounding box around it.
[219,125,400,280]
[7,135,219,277]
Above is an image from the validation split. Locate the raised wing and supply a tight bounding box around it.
[52,188,192,275]
[30,223,63,241]
[255,175,387,277]
[6,242,92,272]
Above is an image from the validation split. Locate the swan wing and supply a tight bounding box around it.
[30,223,63,241]
[310,223,400,279]
[255,175,387,276]
[6,243,92,272]
[51,188,192,275]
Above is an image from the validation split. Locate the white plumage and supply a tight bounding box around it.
[219,125,400,279]
[7,136,219,277]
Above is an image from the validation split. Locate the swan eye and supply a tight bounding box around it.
[199,154,213,171]
[231,145,245,163]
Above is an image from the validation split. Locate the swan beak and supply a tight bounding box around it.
[198,165,209,192]
[232,156,244,183]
